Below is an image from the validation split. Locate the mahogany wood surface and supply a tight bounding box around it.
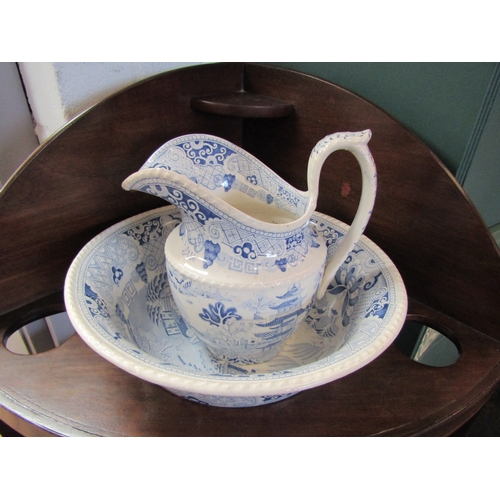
[1,63,500,436]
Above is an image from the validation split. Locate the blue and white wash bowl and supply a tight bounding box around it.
[121,132,378,364]
[64,206,407,407]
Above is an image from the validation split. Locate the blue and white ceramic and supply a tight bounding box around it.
[121,132,378,364]
[64,206,407,408]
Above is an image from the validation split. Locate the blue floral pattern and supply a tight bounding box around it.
[203,240,221,268]
[141,134,309,216]
[234,242,256,260]
[199,302,242,327]
[127,134,314,276]
[69,206,406,408]
[327,259,364,327]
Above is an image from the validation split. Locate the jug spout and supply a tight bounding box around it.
[122,134,312,232]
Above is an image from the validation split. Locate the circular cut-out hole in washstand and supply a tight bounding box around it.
[4,312,75,355]
[394,320,460,367]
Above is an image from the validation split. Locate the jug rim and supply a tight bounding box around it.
[122,167,314,234]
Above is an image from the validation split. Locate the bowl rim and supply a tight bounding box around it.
[64,206,408,397]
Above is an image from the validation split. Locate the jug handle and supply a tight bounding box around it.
[308,130,377,300]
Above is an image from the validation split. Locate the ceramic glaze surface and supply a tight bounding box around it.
[64,206,407,408]
[122,133,377,364]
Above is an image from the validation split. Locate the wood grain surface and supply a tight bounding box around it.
[1,63,499,436]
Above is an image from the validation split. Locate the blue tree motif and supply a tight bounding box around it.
[203,240,221,268]
[199,302,242,327]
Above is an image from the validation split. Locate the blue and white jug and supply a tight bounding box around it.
[123,131,377,364]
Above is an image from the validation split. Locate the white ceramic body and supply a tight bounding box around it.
[64,206,408,407]
[122,132,377,364]
[165,223,326,363]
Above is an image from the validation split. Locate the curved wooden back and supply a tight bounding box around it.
[1,62,499,344]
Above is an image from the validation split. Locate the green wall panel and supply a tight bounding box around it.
[267,62,496,175]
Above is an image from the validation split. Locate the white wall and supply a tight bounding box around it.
[0,63,39,187]
[18,62,201,143]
